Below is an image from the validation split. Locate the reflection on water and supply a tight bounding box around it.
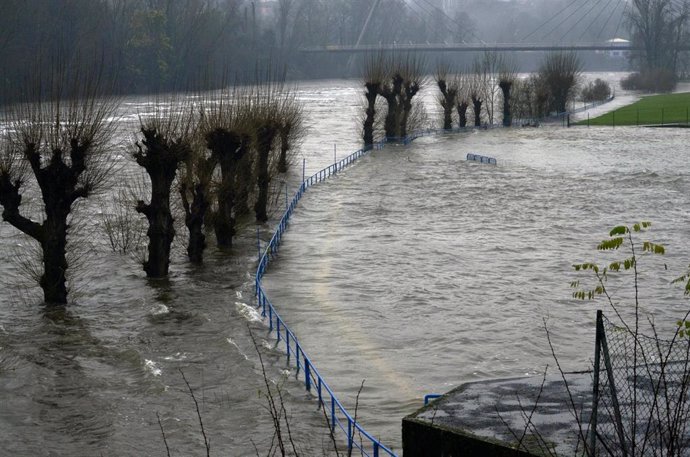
[1,76,689,454]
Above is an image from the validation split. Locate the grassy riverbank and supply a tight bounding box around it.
[579,92,690,126]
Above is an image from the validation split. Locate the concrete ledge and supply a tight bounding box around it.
[402,373,594,456]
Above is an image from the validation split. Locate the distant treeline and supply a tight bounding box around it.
[0,0,448,99]
[0,0,631,101]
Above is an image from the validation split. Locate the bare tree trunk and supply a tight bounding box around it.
[206,129,246,247]
[363,83,378,146]
[235,154,253,217]
[438,79,457,130]
[379,73,404,139]
[399,81,420,138]
[135,128,188,278]
[180,182,208,264]
[472,95,482,127]
[40,211,69,304]
[499,80,513,127]
[278,128,290,173]
[458,101,468,127]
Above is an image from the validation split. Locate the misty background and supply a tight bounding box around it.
[0,0,631,99]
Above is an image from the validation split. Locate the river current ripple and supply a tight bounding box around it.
[1,78,689,455]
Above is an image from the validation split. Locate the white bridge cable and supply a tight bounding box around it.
[542,0,598,42]
[594,0,626,40]
[576,0,616,41]
[558,0,612,42]
[520,0,586,42]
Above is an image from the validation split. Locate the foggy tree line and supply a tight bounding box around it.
[0,68,303,304]
[0,0,638,101]
[624,0,690,91]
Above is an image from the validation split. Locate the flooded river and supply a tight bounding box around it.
[1,76,689,455]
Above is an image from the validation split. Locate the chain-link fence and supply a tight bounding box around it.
[590,310,690,456]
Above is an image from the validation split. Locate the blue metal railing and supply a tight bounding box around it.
[255,137,396,457]
[466,153,497,165]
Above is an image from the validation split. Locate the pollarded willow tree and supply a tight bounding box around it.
[538,51,582,114]
[360,53,426,142]
[0,73,119,304]
[178,133,214,263]
[204,97,253,246]
[498,57,518,127]
[435,62,459,130]
[133,101,195,278]
[362,54,386,147]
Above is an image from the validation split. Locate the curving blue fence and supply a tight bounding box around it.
[253,121,517,454]
[254,137,397,457]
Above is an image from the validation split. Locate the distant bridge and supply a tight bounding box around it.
[300,43,674,54]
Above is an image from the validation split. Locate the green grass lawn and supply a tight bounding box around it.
[578,92,690,126]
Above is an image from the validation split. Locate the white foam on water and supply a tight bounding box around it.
[226,338,249,361]
[151,304,170,316]
[144,359,162,376]
[236,302,262,323]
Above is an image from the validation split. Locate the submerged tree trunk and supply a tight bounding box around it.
[379,73,404,139]
[471,95,482,127]
[399,81,420,139]
[278,127,290,173]
[234,153,253,217]
[180,182,209,264]
[135,128,188,278]
[457,101,469,128]
[363,82,378,147]
[254,124,278,223]
[499,80,513,127]
[437,79,458,130]
[206,129,247,247]
[40,213,69,304]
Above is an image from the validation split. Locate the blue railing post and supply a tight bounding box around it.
[348,418,353,450]
[331,396,336,430]
[296,344,301,372]
[305,358,311,391]
[318,377,323,405]
[286,332,290,362]
[374,442,380,457]
[276,318,281,341]
[268,306,273,332]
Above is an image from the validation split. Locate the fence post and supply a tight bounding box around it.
[374,442,380,457]
[348,418,353,450]
[305,357,311,391]
[331,396,336,430]
[599,312,629,455]
[286,331,290,362]
[590,310,603,454]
